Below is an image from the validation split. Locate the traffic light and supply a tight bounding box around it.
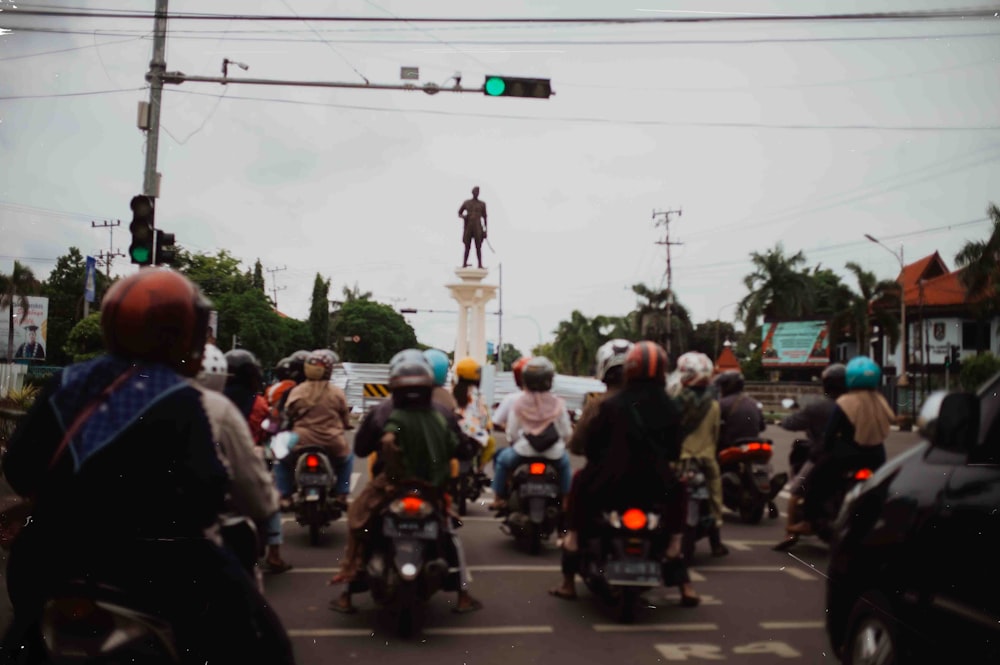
[483,75,552,99]
[128,195,155,265]
[155,229,177,266]
[948,345,961,368]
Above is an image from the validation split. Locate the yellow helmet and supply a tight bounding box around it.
[455,356,481,382]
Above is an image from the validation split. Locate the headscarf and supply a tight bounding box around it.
[512,391,564,435]
[836,390,895,446]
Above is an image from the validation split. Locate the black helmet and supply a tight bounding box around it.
[288,349,311,384]
[274,356,293,382]
[225,349,263,393]
[389,349,434,408]
[821,363,847,398]
[522,356,555,392]
[715,370,745,397]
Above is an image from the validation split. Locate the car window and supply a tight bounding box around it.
[977,374,999,451]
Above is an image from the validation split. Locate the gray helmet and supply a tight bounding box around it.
[715,370,745,397]
[388,350,434,390]
[822,363,847,397]
[523,356,556,392]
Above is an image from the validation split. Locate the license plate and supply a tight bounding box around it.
[519,482,558,498]
[298,473,330,486]
[383,518,439,540]
[605,559,661,585]
[690,487,710,499]
[751,463,772,474]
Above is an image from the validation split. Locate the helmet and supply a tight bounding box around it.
[100,268,212,376]
[287,350,311,383]
[224,349,263,392]
[512,356,532,388]
[388,350,434,390]
[522,356,555,392]
[821,363,848,397]
[423,348,451,386]
[273,356,293,382]
[595,339,634,384]
[196,343,228,392]
[623,341,668,385]
[714,370,744,397]
[676,352,714,387]
[845,356,881,390]
[304,349,334,381]
[455,356,481,383]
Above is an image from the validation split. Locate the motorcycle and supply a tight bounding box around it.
[578,506,669,623]
[496,458,562,554]
[269,431,344,545]
[676,458,717,563]
[450,442,490,517]
[785,461,873,546]
[717,438,787,524]
[353,481,457,637]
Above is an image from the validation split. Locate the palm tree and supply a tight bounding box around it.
[955,203,1000,314]
[830,262,901,354]
[737,243,813,333]
[552,310,605,375]
[0,261,40,361]
[629,283,692,360]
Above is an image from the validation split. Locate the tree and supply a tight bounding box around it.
[829,262,901,356]
[552,310,606,375]
[955,202,1000,323]
[175,249,248,300]
[0,261,40,362]
[690,320,739,359]
[737,244,812,331]
[41,248,112,366]
[498,343,523,370]
[332,299,417,363]
[629,283,692,362]
[959,352,1000,392]
[63,312,104,363]
[804,266,851,319]
[252,259,266,293]
[308,274,331,349]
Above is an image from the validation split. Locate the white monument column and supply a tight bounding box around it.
[446,267,498,367]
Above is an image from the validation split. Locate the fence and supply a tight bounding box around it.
[0,364,27,398]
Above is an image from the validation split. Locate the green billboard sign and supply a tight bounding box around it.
[760,321,829,367]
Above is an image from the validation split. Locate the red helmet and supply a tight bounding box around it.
[623,341,668,385]
[512,356,532,388]
[101,268,212,376]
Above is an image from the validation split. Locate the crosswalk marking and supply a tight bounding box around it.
[425,626,554,636]
[692,566,817,581]
[760,621,824,629]
[593,623,718,632]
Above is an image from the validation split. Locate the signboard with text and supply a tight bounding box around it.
[760,320,829,367]
[0,296,50,361]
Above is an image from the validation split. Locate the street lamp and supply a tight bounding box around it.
[864,234,908,387]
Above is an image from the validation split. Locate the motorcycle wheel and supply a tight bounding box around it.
[739,500,765,525]
[397,606,415,639]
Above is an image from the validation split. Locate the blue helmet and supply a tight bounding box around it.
[845,356,881,389]
[423,348,450,387]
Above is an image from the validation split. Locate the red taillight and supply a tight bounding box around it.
[761,443,772,452]
[622,508,647,530]
[529,462,546,475]
[305,454,320,470]
[854,468,872,481]
[401,496,425,515]
[747,442,762,451]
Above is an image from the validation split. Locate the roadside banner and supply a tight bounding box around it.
[760,321,829,367]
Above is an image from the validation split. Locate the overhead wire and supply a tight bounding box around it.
[277,0,369,84]
[0,35,146,61]
[0,86,146,100]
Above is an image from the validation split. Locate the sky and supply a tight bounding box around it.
[2,0,998,357]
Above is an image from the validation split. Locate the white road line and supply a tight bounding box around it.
[692,566,817,581]
[593,623,718,633]
[778,490,792,499]
[425,626,554,636]
[688,570,706,582]
[760,621,825,629]
[469,565,560,572]
[350,472,361,493]
[288,629,374,638]
[457,516,502,522]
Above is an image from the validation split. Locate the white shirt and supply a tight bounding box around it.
[492,390,522,431]
[507,404,574,461]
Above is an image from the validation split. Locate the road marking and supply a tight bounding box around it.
[470,565,560,572]
[288,629,374,637]
[594,623,718,633]
[350,472,361,493]
[760,621,824,629]
[425,626,554,636]
[458,515,501,522]
[692,566,817,581]
[778,490,791,499]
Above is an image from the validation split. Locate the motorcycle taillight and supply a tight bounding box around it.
[853,468,872,481]
[305,455,321,470]
[529,462,546,475]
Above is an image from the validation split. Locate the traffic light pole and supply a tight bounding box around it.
[143,0,168,205]
[160,72,484,95]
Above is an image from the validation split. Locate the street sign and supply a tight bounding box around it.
[401,66,419,80]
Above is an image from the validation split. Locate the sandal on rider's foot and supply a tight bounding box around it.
[328,596,357,614]
[680,593,701,608]
[772,535,800,551]
[452,597,484,614]
[262,560,293,575]
[548,587,577,601]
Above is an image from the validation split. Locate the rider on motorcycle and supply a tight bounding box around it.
[1,268,294,664]
[567,339,632,456]
[223,349,270,445]
[492,355,532,432]
[424,348,460,414]
[453,356,495,472]
[266,356,297,415]
[550,342,699,606]
[329,351,482,614]
[488,357,573,511]
[673,351,729,557]
[715,370,766,451]
[773,363,847,549]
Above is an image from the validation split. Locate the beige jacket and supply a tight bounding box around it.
[285,381,351,458]
[680,400,722,460]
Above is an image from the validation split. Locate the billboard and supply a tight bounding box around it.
[760,320,829,367]
[0,296,50,361]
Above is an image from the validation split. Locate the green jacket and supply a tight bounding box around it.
[382,407,457,488]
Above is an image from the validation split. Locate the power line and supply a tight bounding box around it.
[278,0,369,85]
[7,7,999,22]
[0,87,146,100]
[0,35,146,61]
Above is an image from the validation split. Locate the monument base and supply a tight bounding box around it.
[447,267,498,367]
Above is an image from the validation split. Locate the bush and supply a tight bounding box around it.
[63,312,105,363]
[959,352,1000,392]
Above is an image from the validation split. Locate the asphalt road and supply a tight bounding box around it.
[267,425,922,665]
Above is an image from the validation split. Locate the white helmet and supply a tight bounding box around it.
[595,339,634,383]
[196,343,228,392]
[676,351,714,388]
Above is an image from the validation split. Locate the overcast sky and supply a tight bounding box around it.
[2,0,998,356]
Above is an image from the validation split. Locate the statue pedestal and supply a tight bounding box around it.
[446,267,498,366]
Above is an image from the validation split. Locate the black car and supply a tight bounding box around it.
[825,372,1000,664]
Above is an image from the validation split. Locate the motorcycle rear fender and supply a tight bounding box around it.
[528,497,547,524]
[294,451,337,481]
[41,595,178,662]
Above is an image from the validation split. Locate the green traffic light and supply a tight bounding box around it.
[130,247,151,263]
[484,77,506,96]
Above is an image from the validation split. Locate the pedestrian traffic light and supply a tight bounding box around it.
[483,75,552,99]
[155,229,177,266]
[128,195,155,265]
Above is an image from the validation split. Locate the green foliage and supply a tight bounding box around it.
[279,316,313,354]
[175,249,249,300]
[630,284,692,362]
[252,259,266,292]
[828,262,900,354]
[738,243,811,330]
[531,342,556,359]
[64,312,104,362]
[309,274,331,349]
[498,343,523,370]
[741,347,765,381]
[690,320,739,358]
[40,247,113,366]
[959,352,1000,392]
[332,299,417,363]
[955,203,1000,320]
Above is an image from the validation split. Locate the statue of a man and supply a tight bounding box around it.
[458,186,487,269]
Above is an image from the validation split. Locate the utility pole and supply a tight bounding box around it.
[652,207,683,359]
[142,0,168,199]
[92,220,125,279]
[497,263,503,369]
[265,265,287,308]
